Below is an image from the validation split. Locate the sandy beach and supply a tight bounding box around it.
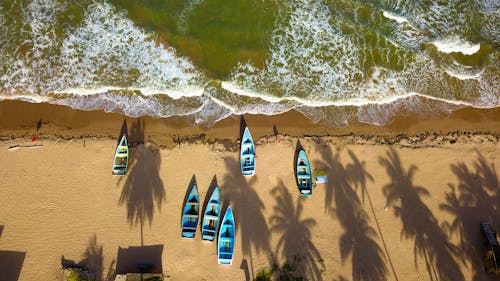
[0,101,499,281]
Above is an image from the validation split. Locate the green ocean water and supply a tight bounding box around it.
[0,0,498,126]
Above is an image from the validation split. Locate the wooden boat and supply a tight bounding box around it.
[201,187,221,241]
[181,184,199,238]
[112,136,129,175]
[296,149,313,196]
[218,206,235,265]
[240,127,255,176]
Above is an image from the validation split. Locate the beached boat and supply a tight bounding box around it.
[240,127,255,176]
[296,149,313,196]
[181,184,199,238]
[218,206,235,265]
[112,136,129,175]
[201,187,221,241]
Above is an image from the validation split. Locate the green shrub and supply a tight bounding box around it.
[255,267,273,281]
[67,269,88,281]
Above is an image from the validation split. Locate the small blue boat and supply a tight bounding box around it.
[296,149,313,196]
[201,187,221,241]
[181,184,199,238]
[112,136,129,175]
[240,127,255,176]
[218,206,235,265]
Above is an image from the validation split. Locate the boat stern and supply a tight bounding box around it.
[300,189,312,197]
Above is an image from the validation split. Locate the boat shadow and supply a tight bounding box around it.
[117,119,165,244]
[239,115,248,142]
[379,148,465,281]
[269,180,324,280]
[440,150,500,281]
[222,156,271,280]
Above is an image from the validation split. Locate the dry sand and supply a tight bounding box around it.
[0,101,499,281]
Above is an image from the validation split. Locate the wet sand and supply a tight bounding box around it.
[0,100,499,149]
[0,101,499,281]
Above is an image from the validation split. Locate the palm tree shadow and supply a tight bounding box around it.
[61,234,104,281]
[117,119,165,244]
[313,144,342,215]
[440,151,500,281]
[317,147,388,281]
[222,156,270,280]
[269,180,324,280]
[379,148,465,281]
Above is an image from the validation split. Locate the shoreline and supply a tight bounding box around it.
[0,100,499,149]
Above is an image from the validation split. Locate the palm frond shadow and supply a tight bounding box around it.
[117,119,165,239]
[439,151,500,281]
[379,148,465,281]
[316,146,388,281]
[222,156,271,278]
[269,181,324,281]
[61,234,104,281]
[312,144,338,215]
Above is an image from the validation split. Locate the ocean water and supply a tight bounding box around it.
[0,0,498,126]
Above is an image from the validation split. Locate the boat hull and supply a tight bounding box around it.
[201,187,220,241]
[218,206,235,265]
[296,149,313,196]
[112,136,129,176]
[240,127,256,176]
[181,184,199,238]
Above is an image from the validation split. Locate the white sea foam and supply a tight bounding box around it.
[0,0,64,92]
[59,1,204,95]
[382,10,409,24]
[475,0,500,42]
[432,37,480,55]
[54,86,204,99]
[444,68,484,80]
[53,91,206,118]
[177,0,204,34]
[231,0,366,100]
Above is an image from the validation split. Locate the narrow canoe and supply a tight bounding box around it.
[201,187,220,241]
[296,149,313,196]
[112,136,128,175]
[240,127,255,176]
[181,184,199,238]
[218,206,235,265]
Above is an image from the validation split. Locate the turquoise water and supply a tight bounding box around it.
[0,0,498,126]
